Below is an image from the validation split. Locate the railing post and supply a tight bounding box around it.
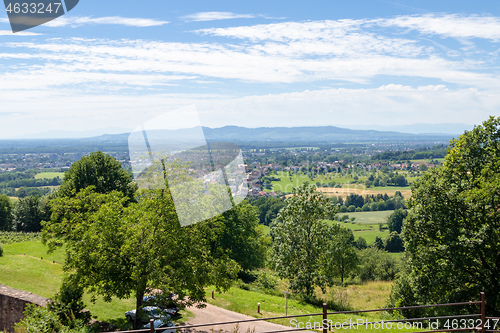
[150,318,155,333]
[323,303,327,333]
[480,292,486,333]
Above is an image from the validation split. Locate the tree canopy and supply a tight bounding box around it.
[58,151,137,199]
[0,194,12,231]
[43,187,239,329]
[387,208,407,234]
[270,182,339,297]
[396,116,500,315]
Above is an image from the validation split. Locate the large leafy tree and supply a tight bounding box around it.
[270,182,337,297]
[399,116,500,314]
[43,187,239,329]
[0,194,13,231]
[58,151,137,199]
[219,201,267,272]
[13,195,50,232]
[320,225,358,285]
[387,208,407,233]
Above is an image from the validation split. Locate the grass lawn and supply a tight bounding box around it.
[34,172,65,179]
[0,240,190,328]
[206,283,419,333]
[341,210,394,224]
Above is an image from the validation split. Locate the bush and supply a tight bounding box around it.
[385,232,405,253]
[13,304,90,333]
[14,304,60,333]
[354,237,367,250]
[355,248,400,281]
[256,271,278,290]
[47,276,90,327]
[0,245,3,257]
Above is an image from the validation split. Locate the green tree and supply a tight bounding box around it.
[270,182,337,297]
[13,195,47,232]
[43,187,239,329]
[387,208,408,233]
[373,236,384,250]
[48,275,90,326]
[58,151,137,199]
[399,116,500,315]
[354,236,368,250]
[0,194,12,231]
[321,226,358,285]
[218,201,267,272]
[384,231,404,253]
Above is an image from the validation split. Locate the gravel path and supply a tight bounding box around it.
[181,303,308,333]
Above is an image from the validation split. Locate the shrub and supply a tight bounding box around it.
[47,276,90,326]
[385,232,405,253]
[256,271,278,290]
[14,304,61,333]
[354,237,367,250]
[0,245,3,257]
[355,248,400,281]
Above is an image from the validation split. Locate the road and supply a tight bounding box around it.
[181,303,308,333]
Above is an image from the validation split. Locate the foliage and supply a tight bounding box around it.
[14,303,91,333]
[355,247,400,281]
[387,208,408,233]
[399,116,500,315]
[0,194,13,231]
[42,186,239,329]
[384,232,404,253]
[218,201,267,272]
[248,196,285,226]
[48,275,91,326]
[13,195,49,232]
[270,182,338,297]
[255,271,279,290]
[320,225,359,285]
[0,244,3,257]
[354,236,367,249]
[373,236,384,250]
[0,231,40,244]
[57,151,137,199]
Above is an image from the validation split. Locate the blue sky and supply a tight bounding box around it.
[1,0,500,138]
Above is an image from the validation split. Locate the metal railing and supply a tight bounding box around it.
[105,292,489,333]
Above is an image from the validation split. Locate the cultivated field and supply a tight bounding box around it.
[34,172,65,179]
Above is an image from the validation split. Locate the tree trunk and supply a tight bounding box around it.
[134,287,146,329]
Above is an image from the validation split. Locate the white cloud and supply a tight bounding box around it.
[182,12,256,22]
[1,13,500,138]
[0,30,41,36]
[0,85,497,139]
[43,16,169,27]
[379,14,500,41]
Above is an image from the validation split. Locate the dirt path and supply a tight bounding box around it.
[182,303,307,333]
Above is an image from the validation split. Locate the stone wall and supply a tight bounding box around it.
[0,284,49,333]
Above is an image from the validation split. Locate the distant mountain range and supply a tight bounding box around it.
[78,125,457,145]
[0,124,463,153]
[344,123,473,135]
[22,123,472,140]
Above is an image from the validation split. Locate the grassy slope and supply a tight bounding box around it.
[206,283,418,333]
[0,241,177,328]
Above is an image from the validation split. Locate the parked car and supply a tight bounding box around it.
[125,306,172,323]
[143,293,179,315]
[142,318,175,333]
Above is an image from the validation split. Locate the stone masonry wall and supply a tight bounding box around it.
[0,284,49,333]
